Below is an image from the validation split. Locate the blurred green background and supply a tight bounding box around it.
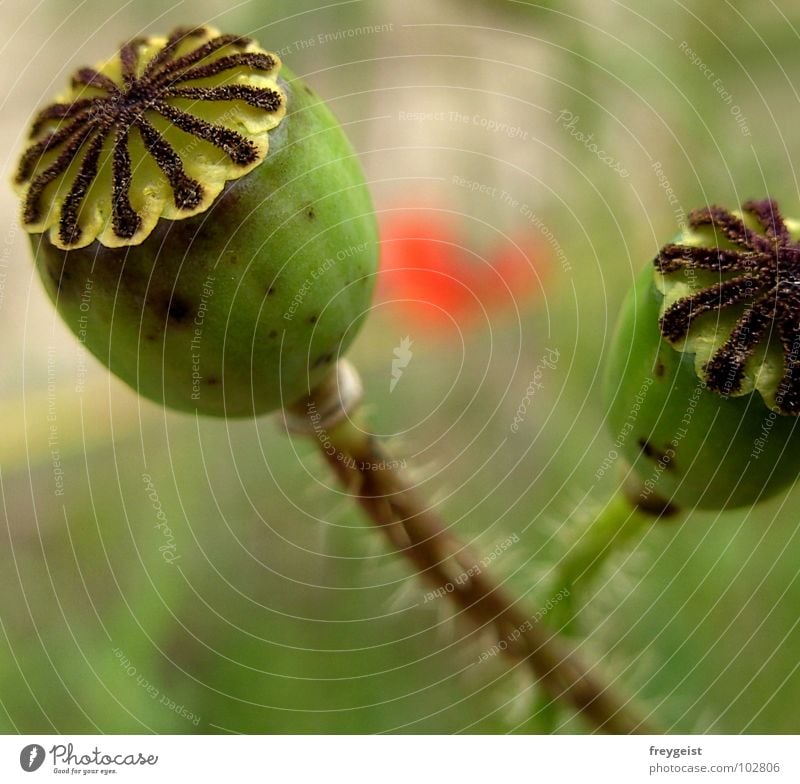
[2,0,800,733]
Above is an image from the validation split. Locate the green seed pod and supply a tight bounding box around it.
[14,26,378,417]
[605,200,800,509]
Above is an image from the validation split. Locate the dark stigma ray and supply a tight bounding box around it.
[689,205,771,254]
[659,275,758,343]
[120,38,146,85]
[134,118,204,209]
[655,244,756,274]
[160,52,277,87]
[153,101,258,165]
[58,130,109,246]
[71,67,119,93]
[17,109,98,183]
[165,84,283,111]
[142,27,207,79]
[30,99,96,138]
[23,124,97,224]
[111,127,141,239]
[703,302,774,395]
[743,198,790,243]
[776,308,800,414]
[151,34,250,81]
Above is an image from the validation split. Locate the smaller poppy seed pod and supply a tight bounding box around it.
[14,26,378,417]
[605,199,800,509]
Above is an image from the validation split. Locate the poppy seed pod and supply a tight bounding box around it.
[605,199,800,509]
[15,26,378,416]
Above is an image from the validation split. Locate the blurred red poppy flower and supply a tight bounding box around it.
[377,212,546,328]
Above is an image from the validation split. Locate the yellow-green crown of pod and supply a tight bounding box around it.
[654,199,800,416]
[13,25,286,250]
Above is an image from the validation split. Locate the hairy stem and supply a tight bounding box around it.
[287,368,660,734]
[550,473,679,635]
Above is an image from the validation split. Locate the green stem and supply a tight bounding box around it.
[552,483,678,634]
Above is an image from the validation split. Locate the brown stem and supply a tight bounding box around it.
[286,362,660,734]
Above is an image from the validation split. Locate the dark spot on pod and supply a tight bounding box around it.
[206,376,218,385]
[268,329,278,339]
[267,286,276,296]
[145,334,157,342]
[304,84,314,96]
[637,438,675,471]
[631,490,679,518]
[312,352,334,368]
[169,217,200,251]
[166,295,192,323]
[638,438,656,459]
[306,206,316,221]
[309,315,317,324]
[655,361,665,378]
